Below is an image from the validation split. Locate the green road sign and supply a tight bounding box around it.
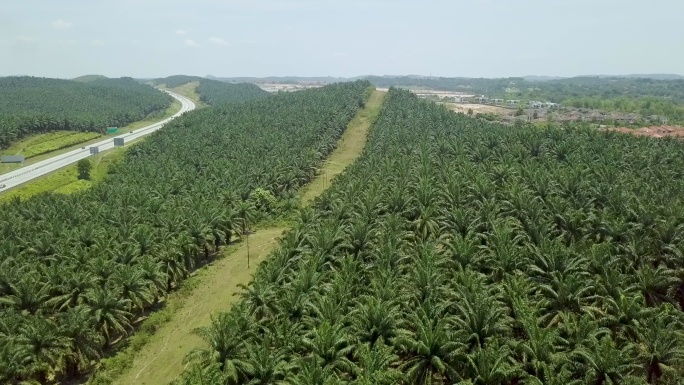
[107,127,118,134]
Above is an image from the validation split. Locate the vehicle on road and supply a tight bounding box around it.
[0,184,6,189]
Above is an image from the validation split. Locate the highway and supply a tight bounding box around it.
[0,90,195,192]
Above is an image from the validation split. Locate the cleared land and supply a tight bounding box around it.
[610,125,684,138]
[165,81,204,108]
[445,102,512,115]
[106,90,386,385]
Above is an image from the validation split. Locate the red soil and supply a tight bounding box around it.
[610,125,684,138]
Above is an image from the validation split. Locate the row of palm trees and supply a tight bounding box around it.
[0,81,373,383]
[177,88,684,384]
[0,76,172,148]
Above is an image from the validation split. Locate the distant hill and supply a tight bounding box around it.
[616,74,683,80]
[572,74,683,80]
[72,74,108,82]
[522,75,566,82]
[207,75,358,84]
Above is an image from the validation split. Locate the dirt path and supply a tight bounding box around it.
[107,89,385,385]
[300,90,386,203]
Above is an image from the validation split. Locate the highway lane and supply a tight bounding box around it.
[0,90,195,192]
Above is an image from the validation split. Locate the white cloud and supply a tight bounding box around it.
[176,29,189,35]
[184,38,199,48]
[208,37,230,46]
[52,20,72,29]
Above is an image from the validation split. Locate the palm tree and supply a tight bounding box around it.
[572,336,640,385]
[47,268,97,311]
[282,356,341,385]
[56,306,104,378]
[173,362,227,385]
[350,295,401,346]
[185,312,255,382]
[451,284,512,351]
[16,316,72,383]
[351,341,404,385]
[394,311,463,384]
[241,346,289,385]
[236,200,257,237]
[84,287,132,347]
[111,265,154,315]
[636,308,684,384]
[0,276,51,314]
[460,340,521,385]
[511,304,569,379]
[300,321,354,373]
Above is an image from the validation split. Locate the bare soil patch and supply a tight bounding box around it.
[446,103,511,115]
[609,125,684,138]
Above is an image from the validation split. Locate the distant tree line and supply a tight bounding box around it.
[366,76,684,123]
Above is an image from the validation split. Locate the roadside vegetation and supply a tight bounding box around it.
[0,81,372,384]
[177,88,684,384]
[0,76,172,149]
[1,131,101,159]
[0,147,126,204]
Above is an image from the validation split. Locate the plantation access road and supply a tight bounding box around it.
[0,90,195,191]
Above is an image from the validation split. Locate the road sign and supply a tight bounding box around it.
[1,155,25,163]
[107,127,118,134]
[89,146,99,155]
[113,138,124,147]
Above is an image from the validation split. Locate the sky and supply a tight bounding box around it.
[1,0,683,79]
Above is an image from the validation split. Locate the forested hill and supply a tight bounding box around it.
[152,75,270,105]
[0,76,172,149]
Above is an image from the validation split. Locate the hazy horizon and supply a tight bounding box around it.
[2,0,684,79]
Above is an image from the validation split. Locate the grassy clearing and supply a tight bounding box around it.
[164,81,205,108]
[99,89,387,385]
[0,100,180,175]
[20,131,101,158]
